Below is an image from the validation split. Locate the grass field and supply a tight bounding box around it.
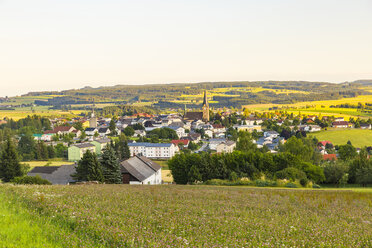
[1,184,371,247]
[311,128,372,147]
[22,160,75,168]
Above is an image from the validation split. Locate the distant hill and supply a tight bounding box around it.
[351,80,372,86]
[20,80,371,109]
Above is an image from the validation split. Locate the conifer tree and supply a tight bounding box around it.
[0,137,23,182]
[72,150,103,182]
[100,144,122,184]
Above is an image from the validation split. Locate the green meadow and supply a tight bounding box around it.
[311,129,372,147]
[1,184,371,247]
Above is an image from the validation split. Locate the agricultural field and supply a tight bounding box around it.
[1,184,371,247]
[311,129,372,147]
[22,160,75,168]
[0,109,86,120]
[244,95,372,118]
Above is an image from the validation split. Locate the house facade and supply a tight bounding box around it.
[128,142,177,159]
[68,143,96,161]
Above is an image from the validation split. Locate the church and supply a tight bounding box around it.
[184,90,210,122]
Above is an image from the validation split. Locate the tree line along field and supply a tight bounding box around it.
[311,129,372,147]
[1,184,371,247]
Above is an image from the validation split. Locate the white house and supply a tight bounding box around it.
[264,131,279,138]
[85,127,98,136]
[128,142,177,159]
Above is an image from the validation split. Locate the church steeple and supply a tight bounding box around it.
[203,90,208,106]
[202,90,209,122]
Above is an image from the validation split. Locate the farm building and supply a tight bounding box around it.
[120,155,162,185]
[28,165,76,185]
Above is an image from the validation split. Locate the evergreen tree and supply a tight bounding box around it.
[0,137,23,182]
[18,130,36,161]
[100,145,122,184]
[72,150,103,182]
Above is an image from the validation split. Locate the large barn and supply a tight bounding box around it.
[120,155,162,185]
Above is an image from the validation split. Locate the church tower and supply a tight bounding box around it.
[89,103,97,128]
[202,90,210,122]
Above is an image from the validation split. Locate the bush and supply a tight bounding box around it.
[275,167,307,181]
[255,179,277,187]
[299,178,309,187]
[285,182,298,188]
[312,184,321,188]
[12,175,51,185]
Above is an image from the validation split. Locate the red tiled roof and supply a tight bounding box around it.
[332,121,349,126]
[319,141,332,146]
[323,154,337,161]
[171,140,189,146]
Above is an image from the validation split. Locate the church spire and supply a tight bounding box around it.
[203,90,208,106]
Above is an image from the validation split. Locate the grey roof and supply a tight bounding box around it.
[94,138,111,144]
[120,156,161,181]
[85,128,97,132]
[98,127,109,133]
[74,143,95,148]
[128,142,173,147]
[29,166,60,174]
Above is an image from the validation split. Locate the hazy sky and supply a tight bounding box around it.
[1,0,372,97]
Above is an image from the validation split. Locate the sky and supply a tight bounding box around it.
[1,0,372,97]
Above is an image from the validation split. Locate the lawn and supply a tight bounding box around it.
[311,128,372,147]
[2,184,371,247]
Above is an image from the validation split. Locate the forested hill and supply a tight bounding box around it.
[23,80,371,109]
[351,80,372,86]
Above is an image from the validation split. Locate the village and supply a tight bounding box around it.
[24,91,371,185]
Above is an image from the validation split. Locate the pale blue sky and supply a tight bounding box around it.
[1,0,372,96]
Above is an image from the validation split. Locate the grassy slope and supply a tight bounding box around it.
[0,189,62,248]
[3,184,371,247]
[311,129,372,147]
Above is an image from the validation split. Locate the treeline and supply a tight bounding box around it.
[169,134,324,186]
[98,105,159,117]
[0,115,51,133]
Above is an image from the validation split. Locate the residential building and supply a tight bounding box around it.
[68,143,96,161]
[85,127,98,136]
[91,138,111,155]
[128,142,177,159]
[216,141,236,153]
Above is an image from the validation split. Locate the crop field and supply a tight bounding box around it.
[1,184,371,247]
[244,95,372,118]
[23,160,75,168]
[0,109,85,120]
[311,129,372,147]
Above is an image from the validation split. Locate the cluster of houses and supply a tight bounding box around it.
[26,92,371,185]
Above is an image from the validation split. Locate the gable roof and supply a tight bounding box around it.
[184,112,203,121]
[85,127,97,132]
[74,143,96,149]
[171,139,189,146]
[98,127,109,133]
[120,156,161,181]
[29,166,60,174]
[93,138,111,144]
